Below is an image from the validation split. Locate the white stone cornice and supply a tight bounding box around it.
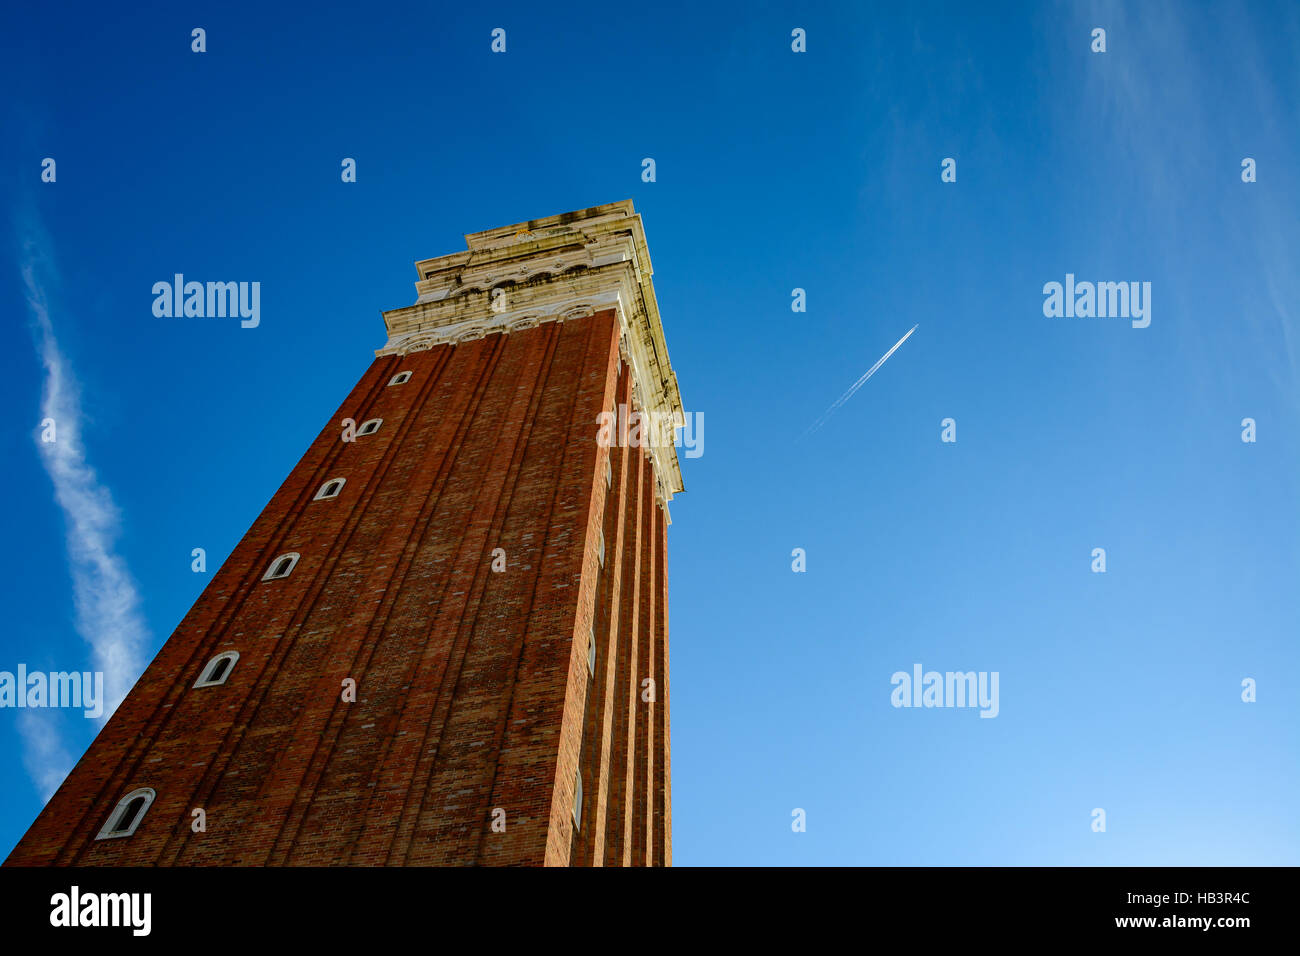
[376,201,685,502]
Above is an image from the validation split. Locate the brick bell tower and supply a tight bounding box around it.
[6,200,683,867]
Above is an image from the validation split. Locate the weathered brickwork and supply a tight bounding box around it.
[5,306,672,867]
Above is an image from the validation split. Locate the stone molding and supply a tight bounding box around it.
[377,201,685,503]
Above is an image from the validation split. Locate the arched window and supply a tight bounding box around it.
[314,478,345,500]
[605,455,612,489]
[597,529,606,567]
[357,419,383,437]
[388,371,412,386]
[573,767,583,830]
[588,625,596,677]
[263,552,300,581]
[194,651,239,688]
[95,787,156,840]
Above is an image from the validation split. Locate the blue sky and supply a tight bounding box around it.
[3,0,1298,865]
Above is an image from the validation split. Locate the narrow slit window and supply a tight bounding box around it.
[262,552,300,581]
[314,478,345,500]
[605,455,612,489]
[588,625,596,677]
[388,371,412,386]
[194,651,240,688]
[597,529,606,568]
[573,768,583,830]
[357,419,383,437]
[95,788,156,840]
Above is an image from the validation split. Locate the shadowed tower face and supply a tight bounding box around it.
[6,201,683,867]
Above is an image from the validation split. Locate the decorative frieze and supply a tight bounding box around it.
[377,201,685,502]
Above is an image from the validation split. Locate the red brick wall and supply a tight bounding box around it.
[601,415,642,866]
[5,309,672,867]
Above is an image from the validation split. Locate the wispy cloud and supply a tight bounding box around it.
[1065,0,1300,402]
[17,212,150,798]
[17,712,75,802]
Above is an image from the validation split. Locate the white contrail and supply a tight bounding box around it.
[803,324,918,437]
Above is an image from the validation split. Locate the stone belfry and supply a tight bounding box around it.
[6,200,683,867]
